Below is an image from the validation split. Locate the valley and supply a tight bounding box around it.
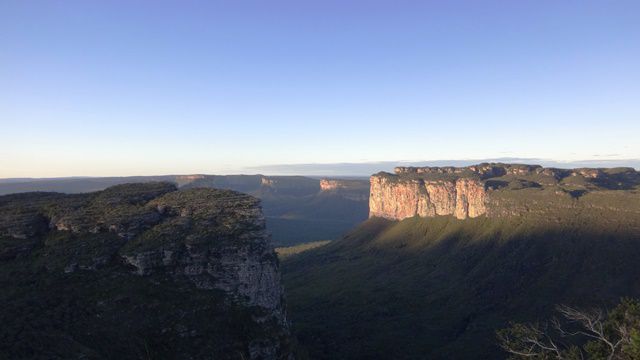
[0,175,370,247]
[2,163,640,359]
[281,164,640,359]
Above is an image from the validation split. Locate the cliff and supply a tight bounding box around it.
[0,183,293,359]
[319,179,369,201]
[258,176,319,196]
[370,163,640,221]
[320,179,367,191]
[0,174,374,247]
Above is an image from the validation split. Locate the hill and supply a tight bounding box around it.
[0,183,293,359]
[282,164,640,359]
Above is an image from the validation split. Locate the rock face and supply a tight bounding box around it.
[0,183,293,359]
[370,163,640,221]
[258,176,319,196]
[319,179,370,201]
[320,179,363,191]
[174,174,206,186]
[120,189,285,315]
[369,175,486,220]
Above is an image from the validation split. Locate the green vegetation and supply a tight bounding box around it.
[282,213,640,359]
[0,259,265,359]
[0,183,291,359]
[375,170,481,183]
[498,298,640,359]
[275,240,331,260]
[0,175,371,247]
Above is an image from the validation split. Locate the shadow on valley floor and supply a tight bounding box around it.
[281,216,640,359]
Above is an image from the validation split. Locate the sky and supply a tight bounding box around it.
[1,1,639,177]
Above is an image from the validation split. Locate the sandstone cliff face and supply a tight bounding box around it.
[319,179,370,201]
[121,189,285,315]
[369,176,486,220]
[369,163,640,221]
[259,176,319,197]
[0,183,293,359]
[319,179,341,191]
[320,179,365,191]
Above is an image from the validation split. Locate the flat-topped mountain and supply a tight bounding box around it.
[370,163,640,220]
[319,179,369,201]
[282,164,640,359]
[0,183,293,359]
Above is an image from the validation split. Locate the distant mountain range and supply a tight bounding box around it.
[246,158,640,176]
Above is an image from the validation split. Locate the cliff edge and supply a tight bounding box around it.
[0,183,293,359]
[370,163,640,221]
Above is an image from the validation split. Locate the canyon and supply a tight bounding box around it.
[0,175,371,247]
[3,163,640,359]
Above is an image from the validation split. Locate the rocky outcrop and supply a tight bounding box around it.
[121,189,285,316]
[320,179,362,191]
[0,183,293,359]
[174,174,206,186]
[259,176,319,196]
[370,163,640,221]
[319,179,370,201]
[369,175,486,220]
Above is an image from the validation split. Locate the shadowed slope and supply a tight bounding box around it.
[282,214,640,359]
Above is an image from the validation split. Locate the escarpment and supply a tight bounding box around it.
[0,183,293,359]
[320,179,367,192]
[319,179,370,201]
[370,176,486,220]
[370,163,640,221]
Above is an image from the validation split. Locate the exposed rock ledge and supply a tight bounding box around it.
[369,175,486,220]
[0,183,293,359]
[370,163,640,221]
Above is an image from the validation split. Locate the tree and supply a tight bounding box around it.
[497,298,640,359]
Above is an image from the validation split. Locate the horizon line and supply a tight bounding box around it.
[2,157,639,180]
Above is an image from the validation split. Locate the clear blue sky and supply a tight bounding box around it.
[1,1,639,177]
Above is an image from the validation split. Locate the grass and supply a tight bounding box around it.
[275,240,331,260]
[282,213,640,359]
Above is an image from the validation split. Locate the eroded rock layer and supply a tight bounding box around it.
[0,183,293,359]
[370,163,640,220]
[319,179,370,201]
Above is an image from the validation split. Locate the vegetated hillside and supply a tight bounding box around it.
[0,175,370,247]
[0,183,293,359]
[275,240,332,260]
[283,166,640,359]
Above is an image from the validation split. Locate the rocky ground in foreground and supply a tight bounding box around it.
[0,183,293,359]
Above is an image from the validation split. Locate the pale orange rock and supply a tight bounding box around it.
[370,163,640,221]
[320,179,345,191]
[369,175,486,220]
